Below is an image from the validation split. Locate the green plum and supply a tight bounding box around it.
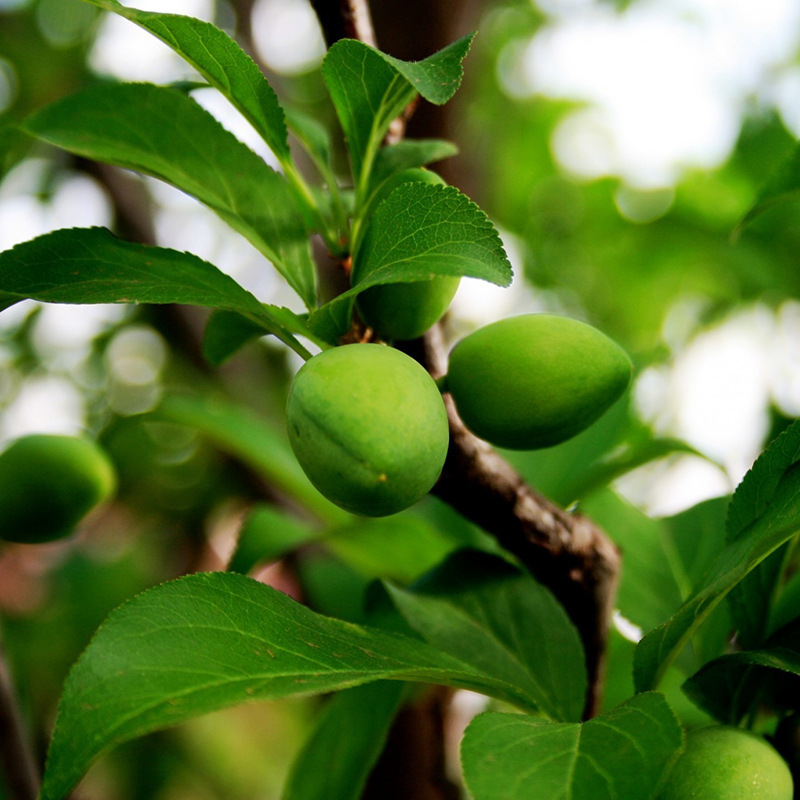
[356,275,461,341]
[659,726,793,800]
[0,434,117,544]
[442,314,632,449]
[356,168,460,341]
[286,344,449,516]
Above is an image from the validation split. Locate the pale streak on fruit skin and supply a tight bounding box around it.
[444,314,633,450]
[658,726,794,800]
[286,344,449,517]
[0,434,116,544]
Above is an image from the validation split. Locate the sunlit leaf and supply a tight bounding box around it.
[23,83,316,307]
[370,139,458,188]
[321,35,472,179]
[78,0,290,160]
[634,420,800,692]
[41,572,542,800]
[308,183,512,341]
[0,227,310,356]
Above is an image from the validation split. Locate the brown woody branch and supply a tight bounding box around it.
[404,329,620,717]
[313,0,621,718]
[0,636,40,800]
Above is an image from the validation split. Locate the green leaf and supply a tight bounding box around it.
[355,183,512,285]
[726,420,800,541]
[634,421,800,692]
[227,504,320,574]
[385,549,587,722]
[0,227,311,355]
[321,35,473,180]
[78,0,290,161]
[564,435,705,502]
[283,682,405,800]
[581,490,682,634]
[323,515,456,584]
[309,183,512,341]
[22,83,316,308]
[724,419,800,648]
[202,307,326,366]
[202,311,270,366]
[228,503,453,585]
[0,227,254,309]
[682,616,800,724]
[285,106,333,175]
[583,492,732,671]
[772,569,800,632]
[152,393,349,526]
[322,40,416,180]
[40,571,542,800]
[371,139,459,188]
[726,544,792,650]
[735,141,800,235]
[381,34,475,105]
[461,692,683,800]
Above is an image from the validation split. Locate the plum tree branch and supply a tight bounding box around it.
[0,635,40,800]
[310,0,622,718]
[404,328,621,717]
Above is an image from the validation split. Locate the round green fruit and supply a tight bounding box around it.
[356,168,460,341]
[356,275,461,341]
[443,314,632,449]
[0,434,117,544]
[286,344,449,516]
[659,726,794,800]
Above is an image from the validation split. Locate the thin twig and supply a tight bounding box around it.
[0,633,41,800]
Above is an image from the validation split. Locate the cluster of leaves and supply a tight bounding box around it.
[1,2,800,799]
[0,0,511,360]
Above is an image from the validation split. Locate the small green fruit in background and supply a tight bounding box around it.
[443,314,632,449]
[658,726,794,799]
[356,168,461,341]
[286,344,449,516]
[0,434,117,544]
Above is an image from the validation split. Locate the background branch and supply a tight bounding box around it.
[0,635,40,800]
[312,0,622,718]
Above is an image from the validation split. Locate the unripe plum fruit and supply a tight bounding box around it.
[658,726,794,800]
[443,314,632,449]
[286,344,449,516]
[0,434,117,544]
[357,275,461,342]
[356,168,460,341]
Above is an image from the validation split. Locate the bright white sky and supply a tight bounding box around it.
[502,0,800,188]
[2,0,800,513]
